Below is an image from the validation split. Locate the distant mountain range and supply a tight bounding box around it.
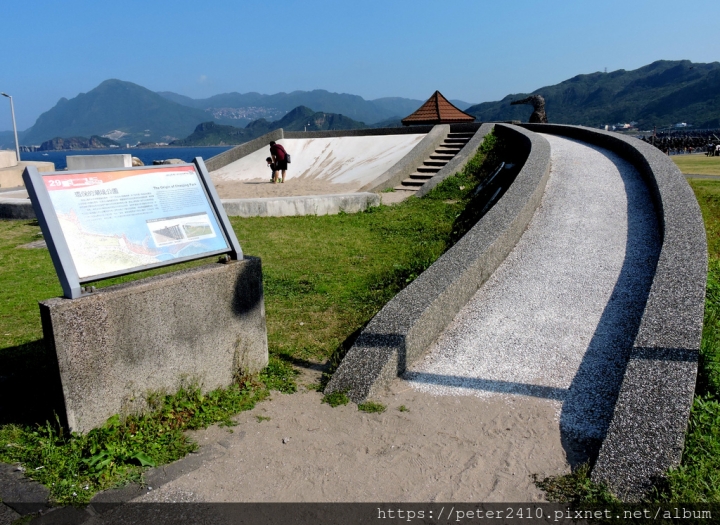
[466,60,720,129]
[14,80,472,147]
[171,106,367,146]
[157,90,473,128]
[4,60,720,150]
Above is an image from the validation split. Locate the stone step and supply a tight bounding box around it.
[448,132,475,138]
[417,166,441,173]
[400,178,426,187]
[409,173,434,180]
[430,153,455,160]
[444,138,470,144]
[393,185,418,192]
[423,159,448,167]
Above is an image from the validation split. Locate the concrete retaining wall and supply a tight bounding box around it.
[0,192,381,220]
[66,154,132,171]
[205,126,436,173]
[359,125,449,193]
[521,124,707,500]
[324,124,551,402]
[221,192,380,218]
[0,150,17,169]
[40,258,268,433]
[416,123,495,197]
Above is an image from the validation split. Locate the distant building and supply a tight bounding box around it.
[401,91,475,126]
[675,122,688,128]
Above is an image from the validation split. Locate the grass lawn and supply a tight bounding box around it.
[0,133,515,505]
[673,155,720,176]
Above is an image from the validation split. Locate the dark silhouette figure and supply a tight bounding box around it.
[511,95,548,123]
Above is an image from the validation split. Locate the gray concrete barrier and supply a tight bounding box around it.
[66,154,132,171]
[1,192,381,220]
[359,125,449,193]
[520,123,707,501]
[40,258,268,433]
[324,124,551,402]
[284,125,434,139]
[221,192,380,218]
[415,123,495,198]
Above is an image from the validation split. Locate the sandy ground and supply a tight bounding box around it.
[212,178,362,199]
[134,377,569,503]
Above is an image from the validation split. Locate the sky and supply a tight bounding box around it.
[1,0,718,131]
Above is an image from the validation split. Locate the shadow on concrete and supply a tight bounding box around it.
[231,257,264,317]
[0,339,67,429]
[557,143,662,469]
[403,371,567,400]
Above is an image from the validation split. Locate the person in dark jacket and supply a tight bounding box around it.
[269,141,288,183]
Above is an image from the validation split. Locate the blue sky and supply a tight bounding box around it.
[1,0,718,131]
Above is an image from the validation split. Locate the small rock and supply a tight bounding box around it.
[282,437,290,444]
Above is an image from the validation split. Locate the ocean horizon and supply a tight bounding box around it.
[20,146,234,171]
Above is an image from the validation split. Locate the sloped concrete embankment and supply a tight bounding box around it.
[325,124,551,401]
[520,124,707,500]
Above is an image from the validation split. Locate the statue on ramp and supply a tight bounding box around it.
[511,95,547,123]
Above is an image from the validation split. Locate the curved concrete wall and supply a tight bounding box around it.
[325,124,551,402]
[415,123,495,198]
[522,123,707,501]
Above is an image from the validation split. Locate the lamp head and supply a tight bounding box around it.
[0,93,9,98]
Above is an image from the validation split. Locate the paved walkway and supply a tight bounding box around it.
[406,134,660,448]
[100,134,661,509]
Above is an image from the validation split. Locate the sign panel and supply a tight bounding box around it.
[24,160,242,298]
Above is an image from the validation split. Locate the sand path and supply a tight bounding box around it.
[126,135,660,504]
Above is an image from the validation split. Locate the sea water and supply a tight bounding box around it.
[21,146,233,171]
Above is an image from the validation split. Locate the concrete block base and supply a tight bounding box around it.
[40,257,268,433]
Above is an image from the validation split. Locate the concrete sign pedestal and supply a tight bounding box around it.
[39,257,268,433]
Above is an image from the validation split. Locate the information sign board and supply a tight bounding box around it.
[23,158,242,298]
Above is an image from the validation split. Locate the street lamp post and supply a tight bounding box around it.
[1,92,21,162]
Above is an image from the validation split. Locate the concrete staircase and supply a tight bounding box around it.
[393,131,474,193]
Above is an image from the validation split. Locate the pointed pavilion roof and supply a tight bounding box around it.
[401,90,475,126]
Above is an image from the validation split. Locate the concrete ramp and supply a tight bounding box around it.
[406,134,661,455]
[210,134,426,188]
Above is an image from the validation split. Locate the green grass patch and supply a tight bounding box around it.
[357,401,386,413]
[321,391,350,408]
[673,155,720,176]
[0,131,515,504]
[398,405,409,412]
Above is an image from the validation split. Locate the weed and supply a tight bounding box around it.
[532,464,618,505]
[255,415,271,423]
[397,405,409,412]
[322,391,349,408]
[357,401,386,413]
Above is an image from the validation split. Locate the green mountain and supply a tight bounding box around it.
[171,106,367,147]
[38,135,120,151]
[158,89,474,126]
[23,80,211,145]
[466,60,720,129]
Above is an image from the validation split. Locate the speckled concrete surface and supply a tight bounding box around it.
[405,134,661,448]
